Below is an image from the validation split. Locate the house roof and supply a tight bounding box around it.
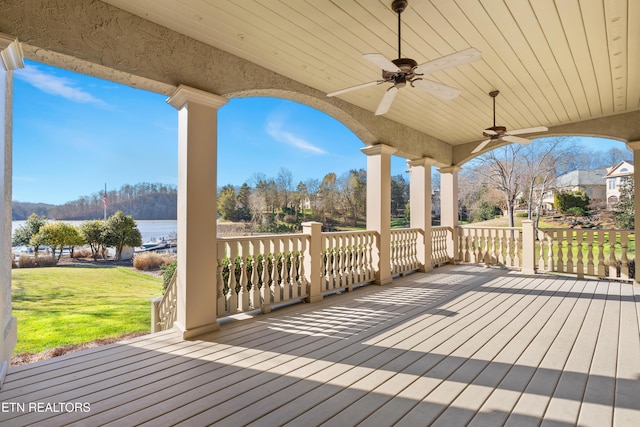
[604,160,635,178]
[553,168,608,188]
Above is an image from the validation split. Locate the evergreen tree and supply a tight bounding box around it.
[218,185,238,221]
[236,183,252,221]
[614,176,634,229]
[12,213,48,254]
[80,219,107,260]
[103,211,142,261]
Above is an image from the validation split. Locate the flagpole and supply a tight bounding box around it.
[103,183,107,221]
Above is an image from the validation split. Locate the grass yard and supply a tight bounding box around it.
[11,266,164,355]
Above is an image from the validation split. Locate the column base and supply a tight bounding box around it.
[174,320,220,339]
[304,294,323,304]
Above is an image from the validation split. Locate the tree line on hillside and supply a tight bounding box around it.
[12,182,177,220]
[217,168,410,232]
[458,140,632,227]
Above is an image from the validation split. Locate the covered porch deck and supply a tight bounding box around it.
[2,264,639,426]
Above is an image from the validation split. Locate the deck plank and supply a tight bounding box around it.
[576,281,621,426]
[613,282,640,426]
[540,280,610,426]
[0,265,638,427]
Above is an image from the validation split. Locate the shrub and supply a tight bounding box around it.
[555,190,590,214]
[516,212,528,218]
[133,252,175,271]
[18,254,57,268]
[72,248,92,258]
[566,206,587,216]
[162,260,177,292]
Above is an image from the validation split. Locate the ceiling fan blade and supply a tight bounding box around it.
[503,135,531,145]
[507,126,548,136]
[483,129,498,135]
[414,48,482,75]
[327,80,382,97]
[375,86,398,115]
[412,79,461,100]
[472,138,493,154]
[363,53,400,72]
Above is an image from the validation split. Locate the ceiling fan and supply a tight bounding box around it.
[472,90,548,153]
[326,0,481,115]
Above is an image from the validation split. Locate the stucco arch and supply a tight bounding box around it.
[0,0,452,165]
[227,89,376,148]
[452,110,640,166]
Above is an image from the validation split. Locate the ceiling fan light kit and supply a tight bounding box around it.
[326,0,481,115]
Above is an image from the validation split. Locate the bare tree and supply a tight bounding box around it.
[520,138,569,226]
[476,144,525,227]
[276,167,293,209]
[304,178,321,219]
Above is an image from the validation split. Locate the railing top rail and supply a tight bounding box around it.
[432,226,454,232]
[390,227,422,233]
[217,233,309,242]
[322,230,378,237]
[458,225,521,231]
[538,227,634,233]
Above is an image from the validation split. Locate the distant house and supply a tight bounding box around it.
[432,189,441,217]
[604,160,634,210]
[540,168,608,211]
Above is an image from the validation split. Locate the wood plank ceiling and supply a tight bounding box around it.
[102,0,639,146]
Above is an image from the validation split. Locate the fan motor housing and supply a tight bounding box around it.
[483,126,506,138]
[382,57,418,81]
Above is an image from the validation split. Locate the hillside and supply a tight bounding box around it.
[12,183,177,220]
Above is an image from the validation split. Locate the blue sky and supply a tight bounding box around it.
[13,59,626,205]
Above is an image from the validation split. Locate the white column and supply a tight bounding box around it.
[0,34,23,384]
[439,165,461,261]
[408,158,434,272]
[626,140,640,286]
[362,144,397,285]
[167,85,228,339]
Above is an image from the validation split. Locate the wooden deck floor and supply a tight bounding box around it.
[1,265,639,426]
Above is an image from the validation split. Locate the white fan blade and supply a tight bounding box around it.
[412,79,460,100]
[483,129,498,135]
[363,53,400,72]
[472,139,493,154]
[508,126,548,136]
[327,80,382,97]
[414,47,482,75]
[503,135,531,145]
[375,86,398,115]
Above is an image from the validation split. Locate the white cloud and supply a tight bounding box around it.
[266,118,327,155]
[15,65,109,108]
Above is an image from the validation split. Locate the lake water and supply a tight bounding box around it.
[11,219,177,246]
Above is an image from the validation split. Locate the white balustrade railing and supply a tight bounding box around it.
[322,230,377,292]
[155,220,637,329]
[457,226,522,269]
[537,228,635,280]
[151,269,177,332]
[390,228,422,275]
[216,234,309,316]
[431,226,452,266]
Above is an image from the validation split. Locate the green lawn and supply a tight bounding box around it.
[11,266,163,355]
